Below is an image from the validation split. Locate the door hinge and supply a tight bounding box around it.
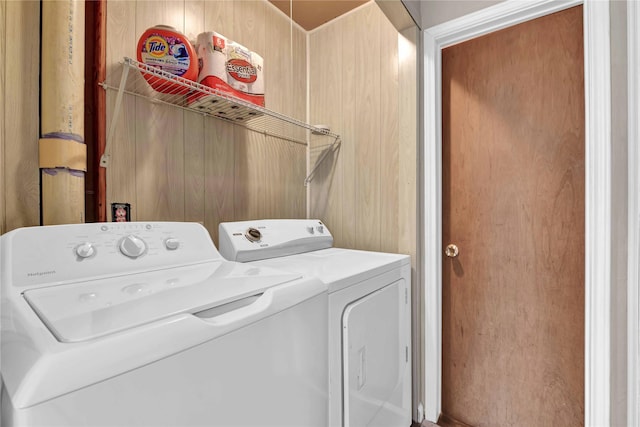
[406,346,409,362]
[405,287,408,304]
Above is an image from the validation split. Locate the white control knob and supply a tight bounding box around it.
[306,226,315,234]
[75,242,95,258]
[316,225,324,233]
[119,235,147,258]
[165,238,180,250]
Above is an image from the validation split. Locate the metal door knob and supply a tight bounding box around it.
[445,244,459,258]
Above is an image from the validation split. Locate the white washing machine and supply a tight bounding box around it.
[0,222,328,427]
[219,219,412,427]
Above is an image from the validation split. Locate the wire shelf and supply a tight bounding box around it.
[101,57,339,144]
[100,57,341,185]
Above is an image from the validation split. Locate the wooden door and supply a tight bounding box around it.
[441,6,584,426]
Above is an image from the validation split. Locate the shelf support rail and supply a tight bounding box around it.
[99,64,130,168]
[304,136,341,186]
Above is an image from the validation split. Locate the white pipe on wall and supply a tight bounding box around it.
[40,0,86,225]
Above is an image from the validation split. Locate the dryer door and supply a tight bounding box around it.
[342,279,411,427]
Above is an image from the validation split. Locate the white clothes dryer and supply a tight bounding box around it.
[0,222,328,427]
[219,219,412,427]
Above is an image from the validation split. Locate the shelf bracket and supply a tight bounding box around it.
[100,63,130,168]
[304,136,341,186]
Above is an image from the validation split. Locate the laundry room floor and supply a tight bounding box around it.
[415,415,473,427]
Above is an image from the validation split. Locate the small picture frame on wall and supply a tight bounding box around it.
[111,203,131,222]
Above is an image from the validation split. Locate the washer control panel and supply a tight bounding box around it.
[218,219,333,262]
[3,222,219,288]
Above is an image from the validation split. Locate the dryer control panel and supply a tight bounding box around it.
[219,219,333,262]
[2,222,221,288]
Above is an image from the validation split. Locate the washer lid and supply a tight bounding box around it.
[23,261,301,343]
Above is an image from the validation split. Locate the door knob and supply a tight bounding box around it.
[445,244,459,258]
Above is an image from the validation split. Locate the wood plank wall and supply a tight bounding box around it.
[0,0,417,263]
[106,0,307,245]
[1,0,41,234]
[308,2,417,256]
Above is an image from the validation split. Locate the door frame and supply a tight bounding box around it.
[421,0,614,425]
[628,1,640,425]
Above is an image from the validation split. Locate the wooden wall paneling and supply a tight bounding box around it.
[234,2,305,218]
[105,96,137,222]
[305,2,419,269]
[290,143,307,218]
[261,135,306,219]
[183,1,205,225]
[307,2,417,257]
[203,0,236,243]
[0,0,5,234]
[379,10,400,253]
[184,0,204,42]
[232,135,261,221]
[354,3,382,251]
[106,0,137,221]
[309,23,344,238]
[204,118,235,246]
[340,11,359,249]
[398,27,418,259]
[134,1,186,222]
[233,0,268,221]
[262,5,305,220]
[292,21,307,125]
[203,0,234,38]
[183,116,205,226]
[268,5,306,220]
[265,3,290,127]
[232,121,275,219]
[258,133,280,220]
[231,0,267,92]
[262,4,289,220]
[4,0,40,231]
[289,22,308,218]
[133,102,185,221]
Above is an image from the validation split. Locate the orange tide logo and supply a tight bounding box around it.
[145,36,169,58]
